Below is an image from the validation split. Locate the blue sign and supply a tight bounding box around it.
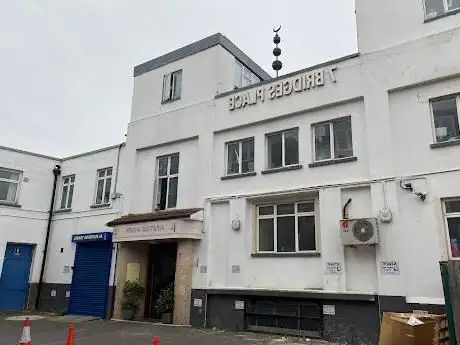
[71,232,112,243]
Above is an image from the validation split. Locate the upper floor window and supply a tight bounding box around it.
[60,175,75,209]
[425,0,460,19]
[162,70,182,102]
[257,201,316,253]
[0,168,20,203]
[95,168,112,205]
[156,153,179,210]
[431,96,460,143]
[234,60,260,89]
[267,129,299,169]
[226,138,255,175]
[444,199,460,258]
[313,117,353,161]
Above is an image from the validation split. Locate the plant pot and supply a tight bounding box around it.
[122,308,135,320]
[161,312,173,324]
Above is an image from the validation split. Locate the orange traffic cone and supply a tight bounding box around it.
[153,336,160,345]
[19,318,32,345]
[66,324,75,345]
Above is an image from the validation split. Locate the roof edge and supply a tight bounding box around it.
[0,145,61,161]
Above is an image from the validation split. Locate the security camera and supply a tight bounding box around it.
[415,192,427,201]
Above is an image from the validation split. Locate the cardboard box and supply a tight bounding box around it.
[379,313,435,345]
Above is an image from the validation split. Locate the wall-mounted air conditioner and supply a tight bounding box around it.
[340,218,379,246]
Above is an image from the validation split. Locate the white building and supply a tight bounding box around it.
[1,0,460,344]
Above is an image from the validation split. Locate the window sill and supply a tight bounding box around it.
[90,203,111,209]
[424,8,460,23]
[161,97,181,105]
[251,252,320,258]
[54,208,72,214]
[308,156,357,168]
[0,201,21,208]
[430,139,460,149]
[261,164,303,175]
[221,171,257,180]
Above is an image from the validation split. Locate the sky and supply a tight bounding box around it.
[0,1,357,158]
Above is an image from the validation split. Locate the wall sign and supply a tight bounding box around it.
[323,305,336,315]
[235,300,245,310]
[71,232,112,243]
[380,261,400,275]
[228,66,337,111]
[326,262,343,275]
[193,298,203,308]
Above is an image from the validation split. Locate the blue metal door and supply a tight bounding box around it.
[0,244,34,310]
[68,241,112,318]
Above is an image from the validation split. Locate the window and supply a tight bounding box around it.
[0,168,20,203]
[234,60,260,89]
[60,175,75,209]
[226,138,254,175]
[257,202,316,253]
[162,70,182,102]
[444,199,460,258]
[313,117,353,161]
[431,96,460,143]
[155,153,179,210]
[95,168,112,205]
[425,0,460,19]
[267,129,299,169]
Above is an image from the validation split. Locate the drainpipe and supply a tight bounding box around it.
[35,164,61,310]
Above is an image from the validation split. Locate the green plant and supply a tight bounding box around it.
[122,280,145,312]
[155,283,175,315]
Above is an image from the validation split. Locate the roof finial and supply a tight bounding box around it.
[272,25,282,78]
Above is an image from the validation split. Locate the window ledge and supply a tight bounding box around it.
[161,97,181,105]
[54,208,72,214]
[221,171,257,180]
[251,252,320,258]
[424,8,460,23]
[90,203,111,209]
[430,139,460,149]
[0,201,21,208]
[308,156,357,168]
[261,164,303,175]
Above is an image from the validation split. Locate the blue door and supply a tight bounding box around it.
[0,244,34,310]
[68,241,112,318]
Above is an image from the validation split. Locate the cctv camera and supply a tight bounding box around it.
[415,192,427,201]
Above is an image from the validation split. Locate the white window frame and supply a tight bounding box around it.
[60,175,75,209]
[443,198,460,260]
[256,200,318,254]
[162,70,182,102]
[312,117,353,162]
[234,59,260,89]
[430,95,460,143]
[0,167,21,204]
[94,167,112,205]
[424,0,460,19]
[155,153,179,210]
[225,137,254,176]
[266,129,299,169]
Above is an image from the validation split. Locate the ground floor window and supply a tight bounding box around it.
[257,201,316,253]
[444,199,460,258]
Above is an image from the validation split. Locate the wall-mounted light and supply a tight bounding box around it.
[232,218,241,231]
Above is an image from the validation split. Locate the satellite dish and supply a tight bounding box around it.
[352,219,375,242]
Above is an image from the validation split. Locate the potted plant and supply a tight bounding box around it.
[155,283,175,324]
[121,280,145,320]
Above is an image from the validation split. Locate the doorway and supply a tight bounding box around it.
[145,241,177,319]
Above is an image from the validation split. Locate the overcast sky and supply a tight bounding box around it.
[0,1,357,157]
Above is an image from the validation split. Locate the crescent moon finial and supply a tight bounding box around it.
[273,25,281,33]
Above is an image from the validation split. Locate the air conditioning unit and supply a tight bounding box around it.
[340,218,379,246]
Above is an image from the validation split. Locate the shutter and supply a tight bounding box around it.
[69,242,112,318]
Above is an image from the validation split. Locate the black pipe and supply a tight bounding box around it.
[343,198,352,219]
[35,164,61,310]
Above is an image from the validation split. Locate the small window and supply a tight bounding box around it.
[267,129,299,169]
[162,70,182,102]
[234,60,260,89]
[313,117,353,161]
[425,0,460,19]
[431,96,460,143]
[95,168,112,205]
[60,175,75,209]
[0,168,20,203]
[257,201,316,253]
[226,138,254,175]
[444,199,460,258]
[155,153,179,210]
